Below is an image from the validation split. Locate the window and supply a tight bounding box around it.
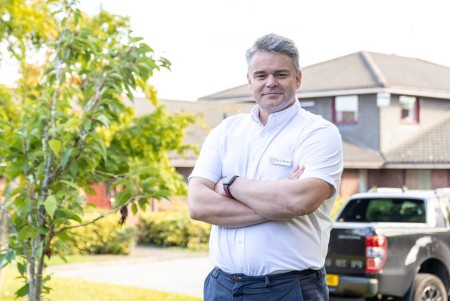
[333,95,358,123]
[299,99,315,109]
[400,95,420,123]
[337,198,426,223]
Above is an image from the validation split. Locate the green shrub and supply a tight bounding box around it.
[136,211,210,251]
[54,209,135,255]
[186,219,211,250]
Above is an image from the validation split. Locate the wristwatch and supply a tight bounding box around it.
[223,175,239,198]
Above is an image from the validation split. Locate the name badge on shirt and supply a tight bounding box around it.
[268,153,292,166]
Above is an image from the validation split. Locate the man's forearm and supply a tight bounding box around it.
[188,177,268,227]
[227,176,331,220]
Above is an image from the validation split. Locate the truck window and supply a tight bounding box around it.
[337,198,426,223]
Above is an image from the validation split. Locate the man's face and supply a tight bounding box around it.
[247,51,301,124]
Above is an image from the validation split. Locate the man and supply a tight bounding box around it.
[188,33,343,301]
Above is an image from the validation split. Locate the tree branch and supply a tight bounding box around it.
[54,194,144,235]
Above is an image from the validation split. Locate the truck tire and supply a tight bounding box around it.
[410,273,447,301]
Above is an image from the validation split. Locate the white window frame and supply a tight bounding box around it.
[334,95,358,123]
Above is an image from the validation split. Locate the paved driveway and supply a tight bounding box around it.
[49,246,212,298]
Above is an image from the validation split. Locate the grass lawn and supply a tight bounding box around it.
[0,256,202,301]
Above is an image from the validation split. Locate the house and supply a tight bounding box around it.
[134,51,450,198]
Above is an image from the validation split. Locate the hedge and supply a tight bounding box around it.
[53,209,135,255]
[136,210,210,251]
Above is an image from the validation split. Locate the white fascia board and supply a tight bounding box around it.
[344,162,385,169]
[297,87,450,100]
[384,163,450,169]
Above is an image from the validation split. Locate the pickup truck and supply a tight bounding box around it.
[325,187,450,301]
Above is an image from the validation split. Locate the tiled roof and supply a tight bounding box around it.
[199,85,253,102]
[199,51,450,101]
[383,113,450,164]
[342,140,384,168]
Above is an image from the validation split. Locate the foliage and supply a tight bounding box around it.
[136,211,211,251]
[0,0,58,64]
[53,209,135,256]
[98,105,196,205]
[0,1,196,300]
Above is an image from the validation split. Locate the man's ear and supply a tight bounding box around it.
[296,70,302,88]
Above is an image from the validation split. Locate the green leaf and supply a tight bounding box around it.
[16,283,30,297]
[0,249,15,268]
[54,209,82,223]
[59,179,78,190]
[73,8,80,25]
[115,189,132,207]
[17,261,27,275]
[18,226,31,240]
[92,133,107,161]
[37,227,49,235]
[44,195,57,219]
[131,202,138,215]
[108,73,123,81]
[130,36,144,43]
[110,178,129,189]
[138,196,148,211]
[70,160,78,176]
[22,162,30,173]
[55,231,70,242]
[49,139,61,155]
[96,114,110,127]
[61,147,73,167]
[84,120,92,132]
[6,249,15,262]
[9,186,26,199]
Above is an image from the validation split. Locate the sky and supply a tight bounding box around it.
[2,0,450,101]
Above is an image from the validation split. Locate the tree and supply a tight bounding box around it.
[0,1,196,300]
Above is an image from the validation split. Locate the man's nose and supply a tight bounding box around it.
[266,74,278,87]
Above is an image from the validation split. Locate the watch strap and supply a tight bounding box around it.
[223,184,233,198]
[223,175,238,198]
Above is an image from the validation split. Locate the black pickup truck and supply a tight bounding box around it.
[325,188,450,301]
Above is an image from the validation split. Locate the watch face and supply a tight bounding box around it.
[223,175,237,185]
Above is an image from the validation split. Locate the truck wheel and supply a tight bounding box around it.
[411,273,447,301]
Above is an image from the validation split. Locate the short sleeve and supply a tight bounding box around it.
[296,122,343,192]
[188,125,223,183]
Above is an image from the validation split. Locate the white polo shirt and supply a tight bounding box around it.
[189,101,343,276]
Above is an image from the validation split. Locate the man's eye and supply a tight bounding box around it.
[275,73,289,78]
[255,74,267,79]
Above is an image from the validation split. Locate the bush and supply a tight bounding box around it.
[54,209,135,255]
[136,211,210,251]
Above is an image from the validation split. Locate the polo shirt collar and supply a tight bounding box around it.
[251,100,300,127]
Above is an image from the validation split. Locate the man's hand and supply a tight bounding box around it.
[289,165,305,180]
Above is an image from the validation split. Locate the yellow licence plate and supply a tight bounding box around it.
[326,274,339,286]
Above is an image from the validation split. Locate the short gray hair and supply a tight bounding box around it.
[245,33,300,73]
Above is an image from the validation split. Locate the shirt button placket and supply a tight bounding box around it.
[236,229,245,273]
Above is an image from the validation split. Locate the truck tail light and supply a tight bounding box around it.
[365,235,387,273]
